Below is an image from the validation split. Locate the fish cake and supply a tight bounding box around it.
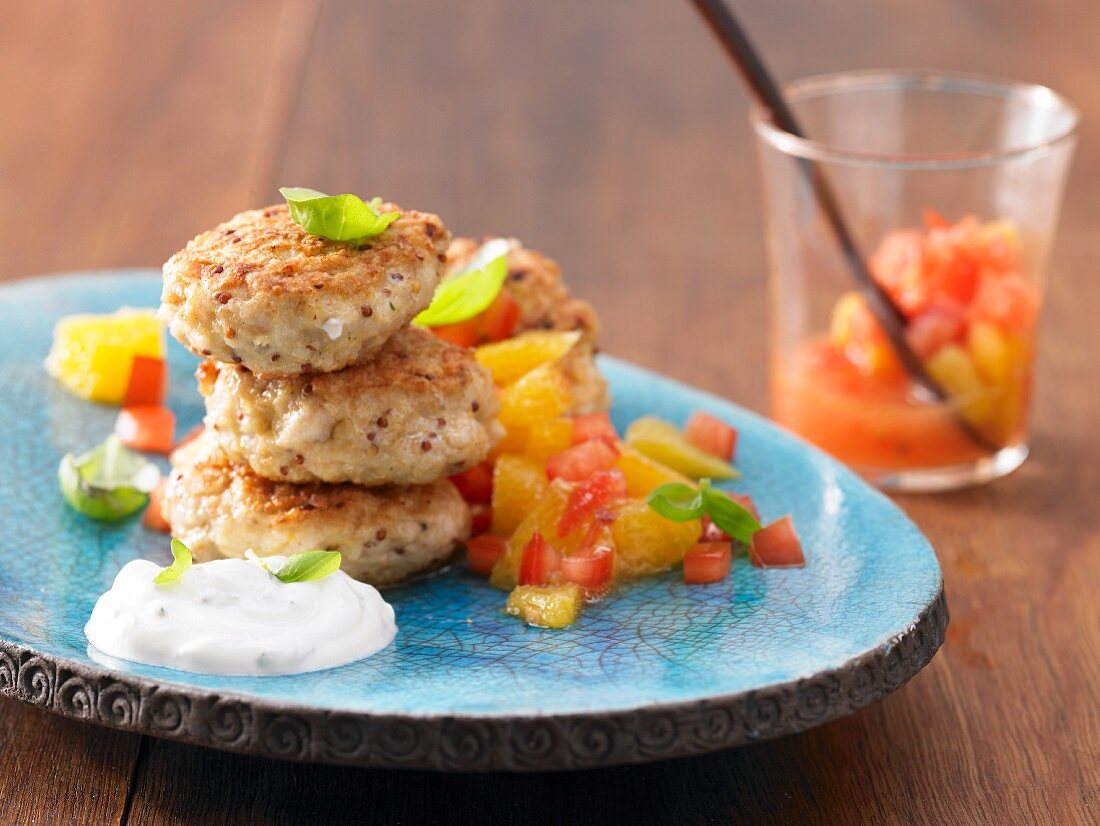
[160,202,449,375]
[200,325,503,486]
[162,433,470,587]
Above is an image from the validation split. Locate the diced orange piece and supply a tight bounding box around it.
[610,498,701,580]
[490,454,549,537]
[505,583,583,628]
[524,418,574,463]
[614,444,693,498]
[490,480,571,590]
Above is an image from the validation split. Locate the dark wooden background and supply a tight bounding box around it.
[1,1,1097,823]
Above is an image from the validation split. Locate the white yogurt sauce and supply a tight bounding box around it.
[85,557,397,676]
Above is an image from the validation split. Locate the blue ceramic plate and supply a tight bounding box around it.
[0,272,946,771]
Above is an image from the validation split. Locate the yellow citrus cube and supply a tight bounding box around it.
[46,309,164,404]
[624,416,738,480]
[925,344,994,428]
[610,498,701,579]
[830,291,866,347]
[614,444,694,498]
[475,330,582,386]
[491,454,548,536]
[506,583,583,628]
[498,362,574,450]
[524,418,573,463]
[490,480,571,590]
[968,322,1013,386]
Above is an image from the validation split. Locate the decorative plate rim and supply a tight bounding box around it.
[0,584,947,772]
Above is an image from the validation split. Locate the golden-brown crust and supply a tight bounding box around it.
[199,325,504,486]
[160,202,451,373]
[268,324,483,395]
[446,236,600,343]
[163,203,448,301]
[163,434,471,587]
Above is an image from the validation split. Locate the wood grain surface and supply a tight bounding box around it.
[1,1,1097,823]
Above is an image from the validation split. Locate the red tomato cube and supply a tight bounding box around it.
[141,479,171,533]
[971,274,1039,332]
[570,412,617,445]
[683,542,732,584]
[749,516,806,568]
[518,532,561,586]
[557,469,627,537]
[431,319,481,348]
[123,355,167,407]
[466,534,508,576]
[470,503,492,536]
[449,461,495,504]
[115,406,176,455]
[905,304,967,360]
[561,545,614,589]
[545,438,620,483]
[683,411,738,461]
[477,289,521,342]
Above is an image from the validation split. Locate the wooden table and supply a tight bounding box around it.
[2,1,1097,822]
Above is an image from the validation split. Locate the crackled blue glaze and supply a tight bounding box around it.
[0,272,941,718]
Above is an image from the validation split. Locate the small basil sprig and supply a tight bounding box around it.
[246,550,343,583]
[647,479,761,544]
[154,539,193,585]
[413,238,510,328]
[58,436,161,521]
[279,187,400,241]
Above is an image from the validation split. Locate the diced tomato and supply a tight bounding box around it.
[545,437,620,483]
[431,319,481,348]
[971,274,1039,332]
[561,545,614,589]
[700,492,760,541]
[922,208,950,232]
[470,503,492,535]
[683,411,738,461]
[141,479,171,533]
[683,542,732,584]
[175,424,205,450]
[449,461,494,504]
[906,303,967,360]
[478,289,521,342]
[115,406,176,454]
[466,534,508,576]
[869,228,923,309]
[749,516,806,568]
[123,355,167,407]
[557,469,628,537]
[570,412,617,445]
[518,532,561,586]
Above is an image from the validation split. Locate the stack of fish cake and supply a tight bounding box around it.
[157,202,503,586]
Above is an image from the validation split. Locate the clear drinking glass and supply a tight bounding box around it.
[753,71,1078,491]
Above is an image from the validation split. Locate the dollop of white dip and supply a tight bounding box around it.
[85,557,396,676]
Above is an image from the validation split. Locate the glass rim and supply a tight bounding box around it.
[750,69,1081,169]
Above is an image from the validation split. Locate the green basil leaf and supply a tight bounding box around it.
[413,238,510,328]
[702,487,761,545]
[58,436,160,522]
[271,551,343,583]
[154,539,193,585]
[279,187,400,241]
[646,482,705,522]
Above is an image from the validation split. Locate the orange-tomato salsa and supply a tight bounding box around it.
[774,212,1038,470]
